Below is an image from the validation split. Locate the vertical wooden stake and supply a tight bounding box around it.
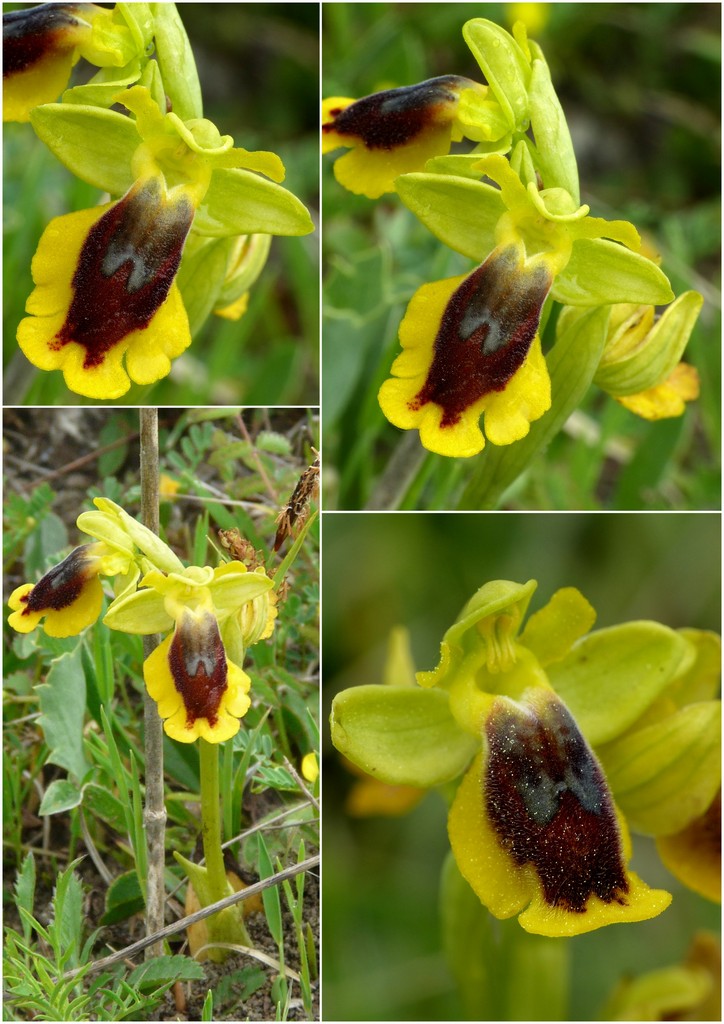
[140,408,166,957]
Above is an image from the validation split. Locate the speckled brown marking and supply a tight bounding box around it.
[485,693,629,913]
[410,246,551,427]
[168,612,228,727]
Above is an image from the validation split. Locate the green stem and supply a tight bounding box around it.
[198,738,228,904]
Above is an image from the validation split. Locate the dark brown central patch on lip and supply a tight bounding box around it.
[484,694,629,913]
[168,612,228,728]
[3,4,88,76]
[323,75,466,150]
[52,177,193,368]
[22,544,94,614]
[410,246,551,427]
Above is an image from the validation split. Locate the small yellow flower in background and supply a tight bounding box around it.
[301,751,319,784]
[617,362,700,420]
[159,474,181,499]
[214,293,249,321]
[656,790,720,904]
[322,76,488,199]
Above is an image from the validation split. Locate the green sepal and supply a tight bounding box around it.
[594,291,703,396]
[215,233,272,307]
[527,49,579,203]
[330,685,479,787]
[669,629,721,705]
[194,168,314,238]
[418,579,538,688]
[395,173,504,260]
[76,510,136,555]
[547,622,696,746]
[103,587,173,635]
[151,1,202,120]
[462,19,531,131]
[459,305,611,509]
[29,104,138,196]
[552,239,675,306]
[599,701,721,836]
[207,569,274,617]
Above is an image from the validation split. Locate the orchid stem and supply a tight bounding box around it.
[199,738,227,902]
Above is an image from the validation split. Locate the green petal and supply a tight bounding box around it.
[553,239,675,306]
[520,587,596,666]
[462,19,531,131]
[104,587,173,634]
[548,623,696,745]
[30,104,138,196]
[62,60,144,109]
[599,702,721,836]
[195,168,313,237]
[330,685,479,787]
[395,173,505,261]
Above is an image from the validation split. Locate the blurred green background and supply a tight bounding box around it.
[3,2,319,406]
[322,511,721,1020]
[322,2,721,510]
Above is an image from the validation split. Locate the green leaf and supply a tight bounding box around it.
[462,19,531,131]
[151,1,202,120]
[39,779,83,816]
[548,623,696,745]
[83,782,128,833]
[195,169,314,238]
[330,685,479,786]
[599,701,721,835]
[37,647,89,781]
[14,854,36,943]
[257,834,283,945]
[553,239,675,306]
[395,173,503,261]
[459,305,611,509]
[128,954,204,990]
[30,105,139,196]
[101,871,146,925]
